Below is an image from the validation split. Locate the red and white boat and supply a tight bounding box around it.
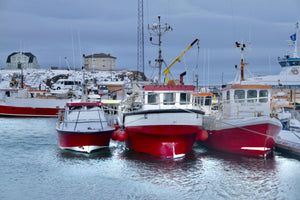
[115,19,206,158]
[0,89,69,117]
[198,42,282,157]
[56,102,115,153]
[116,84,205,158]
[56,66,115,153]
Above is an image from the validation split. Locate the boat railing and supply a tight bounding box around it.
[121,91,211,112]
[57,107,116,131]
[219,98,271,119]
[202,115,217,130]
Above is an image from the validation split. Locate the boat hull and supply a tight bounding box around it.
[123,109,204,158]
[199,117,282,157]
[57,130,114,153]
[0,105,62,117]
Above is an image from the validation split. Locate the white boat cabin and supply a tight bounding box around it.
[143,85,195,110]
[57,102,114,132]
[221,84,272,118]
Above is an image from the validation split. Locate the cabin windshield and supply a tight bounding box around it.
[283,107,293,112]
[163,93,175,105]
[205,96,212,106]
[148,92,158,105]
[259,90,268,102]
[229,89,269,103]
[279,60,300,67]
[247,90,257,103]
[193,95,212,106]
[180,93,191,105]
[226,91,230,100]
[234,90,245,103]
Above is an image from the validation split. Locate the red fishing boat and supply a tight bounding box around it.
[115,21,205,158]
[0,89,67,117]
[116,84,205,158]
[198,42,282,157]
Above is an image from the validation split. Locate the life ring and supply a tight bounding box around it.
[291,68,298,75]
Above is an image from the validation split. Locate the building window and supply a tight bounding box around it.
[102,65,106,67]
[102,59,106,62]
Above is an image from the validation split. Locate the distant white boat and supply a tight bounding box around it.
[237,22,300,88]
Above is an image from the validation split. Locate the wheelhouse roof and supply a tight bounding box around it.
[193,92,214,96]
[144,85,195,91]
[66,102,103,107]
[222,84,272,91]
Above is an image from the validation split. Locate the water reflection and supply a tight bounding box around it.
[53,140,295,200]
[57,147,113,161]
[275,149,300,161]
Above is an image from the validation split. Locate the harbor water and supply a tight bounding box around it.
[0,117,299,200]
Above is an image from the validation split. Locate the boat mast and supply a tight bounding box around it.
[148,16,172,84]
[82,54,88,102]
[233,41,254,83]
[293,22,299,58]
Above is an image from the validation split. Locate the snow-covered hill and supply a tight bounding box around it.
[0,69,134,89]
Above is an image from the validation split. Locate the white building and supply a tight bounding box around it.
[83,53,116,71]
[6,52,40,69]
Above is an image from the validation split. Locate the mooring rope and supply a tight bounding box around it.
[291,131,300,140]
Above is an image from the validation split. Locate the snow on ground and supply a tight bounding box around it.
[0,69,133,89]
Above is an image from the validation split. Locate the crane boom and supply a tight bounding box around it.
[163,38,199,83]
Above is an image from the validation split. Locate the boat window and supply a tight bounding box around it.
[226,91,230,101]
[163,93,175,105]
[70,106,82,110]
[259,90,268,103]
[285,107,294,112]
[200,97,204,106]
[180,93,190,105]
[148,92,158,105]
[247,90,257,103]
[193,96,202,106]
[279,61,288,67]
[205,96,212,106]
[234,90,245,103]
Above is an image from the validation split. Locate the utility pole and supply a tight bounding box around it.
[148,16,172,84]
[137,0,144,80]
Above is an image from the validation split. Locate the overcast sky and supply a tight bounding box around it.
[0,0,299,85]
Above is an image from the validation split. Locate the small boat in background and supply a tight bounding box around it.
[271,92,300,131]
[56,64,115,153]
[275,130,300,156]
[0,89,69,117]
[241,23,300,88]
